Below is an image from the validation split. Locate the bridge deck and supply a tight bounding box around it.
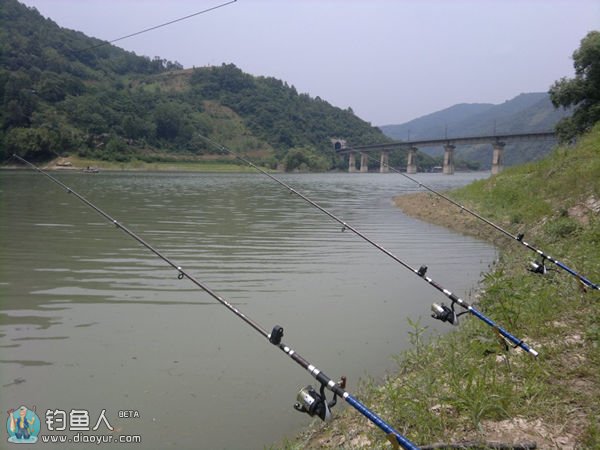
[337,131,556,152]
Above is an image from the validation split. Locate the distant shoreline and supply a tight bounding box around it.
[1,155,268,173]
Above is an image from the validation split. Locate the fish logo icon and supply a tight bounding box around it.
[6,405,40,444]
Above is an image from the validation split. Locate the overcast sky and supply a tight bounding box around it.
[19,0,600,126]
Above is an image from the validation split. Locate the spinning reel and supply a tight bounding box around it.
[420,265,465,326]
[528,256,548,275]
[268,325,347,423]
[293,376,346,422]
[518,234,549,275]
[430,301,467,326]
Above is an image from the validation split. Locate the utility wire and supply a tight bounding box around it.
[74,0,237,53]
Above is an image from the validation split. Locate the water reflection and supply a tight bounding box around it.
[0,170,495,449]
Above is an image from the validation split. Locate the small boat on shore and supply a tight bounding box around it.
[83,166,99,173]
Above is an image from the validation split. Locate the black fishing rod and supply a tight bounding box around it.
[197,136,539,357]
[359,151,599,291]
[13,155,419,450]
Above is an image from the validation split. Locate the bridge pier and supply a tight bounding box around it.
[380,150,389,173]
[406,147,418,174]
[348,151,356,173]
[443,144,455,175]
[360,152,369,172]
[337,132,555,174]
[491,142,505,175]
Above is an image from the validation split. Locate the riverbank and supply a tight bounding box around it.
[2,155,264,173]
[280,125,599,449]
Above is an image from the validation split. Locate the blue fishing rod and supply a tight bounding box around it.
[357,151,599,292]
[197,137,539,357]
[13,154,419,450]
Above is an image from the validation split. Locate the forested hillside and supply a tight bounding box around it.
[0,0,401,171]
[380,93,571,169]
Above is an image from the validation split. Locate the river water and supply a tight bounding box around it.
[0,170,495,449]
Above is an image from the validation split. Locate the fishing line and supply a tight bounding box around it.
[197,136,539,357]
[12,154,419,450]
[73,0,237,53]
[359,151,599,291]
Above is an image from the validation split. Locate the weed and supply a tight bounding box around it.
[544,216,582,239]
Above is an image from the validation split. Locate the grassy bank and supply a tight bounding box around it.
[282,124,600,449]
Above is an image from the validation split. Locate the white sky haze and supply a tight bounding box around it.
[18,0,600,125]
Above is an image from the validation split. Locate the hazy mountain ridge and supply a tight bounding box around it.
[380,102,495,141]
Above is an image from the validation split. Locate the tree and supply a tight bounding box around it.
[4,127,60,160]
[549,31,600,142]
[154,103,184,141]
[284,147,330,172]
[122,115,155,140]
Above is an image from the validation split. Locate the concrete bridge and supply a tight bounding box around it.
[333,131,557,175]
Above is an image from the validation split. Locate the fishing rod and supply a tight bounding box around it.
[197,136,539,357]
[358,151,599,291]
[13,154,419,450]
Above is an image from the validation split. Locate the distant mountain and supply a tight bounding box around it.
[380,93,570,169]
[380,102,495,141]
